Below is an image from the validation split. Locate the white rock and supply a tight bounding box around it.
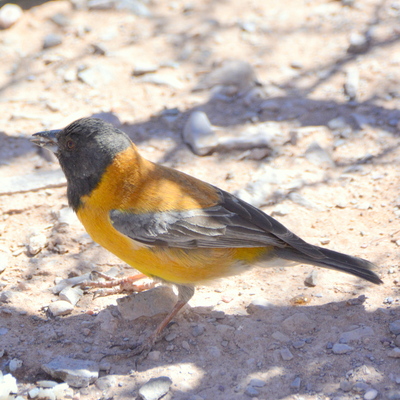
[117,286,177,321]
[9,358,22,372]
[183,111,217,156]
[0,371,18,399]
[59,286,83,306]
[364,388,379,400]
[28,232,47,255]
[48,300,74,317]
[280,347,294,361]
[138,376,172,400]
[42,356,99,388]
[0,3,22,29]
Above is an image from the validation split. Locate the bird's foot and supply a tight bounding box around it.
[80,272,156,297]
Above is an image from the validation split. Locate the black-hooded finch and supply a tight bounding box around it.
[31,117,382,359]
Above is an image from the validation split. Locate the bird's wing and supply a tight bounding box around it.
[110,188,324,258]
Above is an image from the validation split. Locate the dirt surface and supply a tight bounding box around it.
[1,0,400,399]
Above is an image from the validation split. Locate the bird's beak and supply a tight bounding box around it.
[31,129,61,154]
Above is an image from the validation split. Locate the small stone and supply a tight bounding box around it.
[43,33,63,49]
[207,346,221,358]
[183,111,217,156]
[50,13,70,27]
[117,286,177,320]
[388,347,400,358]
[48,300,74,317]
[59,286,83,306]
[132,63,159,76]
[320,238,330,245]
[280,347,294,361]
[364,388,378,400]
[138,376,172,400]
[28,232,47,255]
[353,382,370,393]
[9,358,22,372]
[247,297,273,312]
[191,324,205,337]
[37,380,58,388]
[42,356,99,388]
[332,343,354,354]
[304,142,334,168]
[292,340,306,349]
[290,377,301,390]
[181,341,190,351]
[348,32,369,54]
[344,67,359,101]
[164,332,177,342]
[0,3,22,29]
[95,376,116,391]
[78,65,114,88]
[245,385,259,397]
[328,116,348,131]
[0,290,14,303]
[249,378,266,388]
[389,320,400,335]
[304,270,318,287]
[340,380,352,392]
[57,207,80,226]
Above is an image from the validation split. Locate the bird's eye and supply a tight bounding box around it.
[66,139,76,150]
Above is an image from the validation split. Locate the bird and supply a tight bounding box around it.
[31,117,382,360]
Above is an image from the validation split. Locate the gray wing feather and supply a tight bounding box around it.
[110,188,324,258]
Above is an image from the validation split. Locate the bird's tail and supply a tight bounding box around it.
[274,246,382,285]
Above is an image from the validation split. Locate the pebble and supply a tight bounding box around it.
[95,375,117,390]
[0,290,15,303]
[117,286,177,320]
[207,346,221,358]
[59,286,83,306]
[339,326,374,342]
[280,347,294,361]
[132,62,159,76]
[247,297,273,312]
[0,372,18,398]
[364,388,379,400]
[53,273,91,294]
[389,320,400,335]
[57,207,80,226]
[138,73,184,89]
[9,358,22,372]
[48,300,74,317]
[282,313,316,334]
[304,142,334,168]
[183,111,217,156]
[42,356,99,388]
[328,116,348,131]
[138,376,172,400]
[290,377,301,390]
[332,343,354,354]
[0,251,8,274]
[191,324,205,337]
[28,232,47,255]
[292,340,306,349]
[182,340,190,351]
[244,385,259,397]
[249,378,266,388]
[0,3,22,29]
[340,380,352,392]
[348,32,369,53]
[164,332,177,342]
[43,33,63,49]
[304,270,318,287]
[353,382,370,393]
[388,347,400,358]
[344,67,359,101]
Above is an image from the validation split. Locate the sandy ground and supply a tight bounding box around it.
[0,0,400,399]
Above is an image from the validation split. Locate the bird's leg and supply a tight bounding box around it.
[104,285,195,365]
[80,272,156,297]
[131,284,195,364]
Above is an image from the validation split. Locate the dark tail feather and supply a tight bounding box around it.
[274,246,382,285]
